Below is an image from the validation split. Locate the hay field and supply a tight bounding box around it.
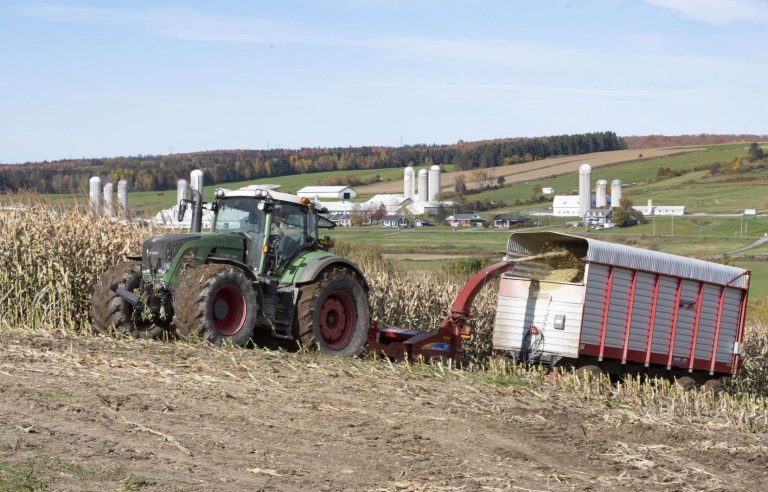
[356,147,704,194]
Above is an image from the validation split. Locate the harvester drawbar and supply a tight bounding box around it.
[367,261,514,362]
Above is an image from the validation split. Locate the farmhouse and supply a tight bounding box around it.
[447,213,485,227]
[584,208,613,228]
[493,214,532,229]
[297,186,356,200]
[380,215,410,228]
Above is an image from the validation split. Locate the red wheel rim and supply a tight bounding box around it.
[212,285,247,336]
[319,292,357,349]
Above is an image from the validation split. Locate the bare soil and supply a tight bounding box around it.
[1,329,767,491]
[356,147,704,195]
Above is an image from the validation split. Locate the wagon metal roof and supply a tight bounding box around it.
[506,231,749,289]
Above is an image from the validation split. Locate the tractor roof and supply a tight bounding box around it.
[214,187,320,209]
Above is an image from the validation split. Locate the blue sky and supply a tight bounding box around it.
[1,0,766,164]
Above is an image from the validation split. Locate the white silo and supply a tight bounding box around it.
[611,179,622,207]
[417,169,428,203]
[103,182,114,219]
[578,163,591,216]
[89,176,102,216]
[404,167,414,200]
[595,179,608,208]
[177,179,190,205]
[428,164,441,202]
[117,179,128,215]
[190,169,204,195]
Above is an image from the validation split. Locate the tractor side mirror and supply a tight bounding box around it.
[177,202,188,222]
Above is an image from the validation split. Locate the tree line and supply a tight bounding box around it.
[0,131,624,194]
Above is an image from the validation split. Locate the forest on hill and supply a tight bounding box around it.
[623,134,768,148]
[0,131,623,194]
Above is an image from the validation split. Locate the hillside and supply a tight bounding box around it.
[1,328,767,491]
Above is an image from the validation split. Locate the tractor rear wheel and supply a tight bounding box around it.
[295,267,369,357]
[173,264,257,346]
[90,260,163,339]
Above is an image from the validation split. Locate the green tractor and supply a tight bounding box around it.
[90,186,370,357]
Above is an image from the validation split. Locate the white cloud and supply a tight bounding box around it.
[645,0,768,25]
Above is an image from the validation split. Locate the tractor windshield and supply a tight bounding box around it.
[213,198,266,268]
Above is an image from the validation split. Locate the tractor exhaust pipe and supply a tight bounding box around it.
[190,188,203,233]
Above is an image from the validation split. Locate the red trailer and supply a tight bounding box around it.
[493,232,750,385]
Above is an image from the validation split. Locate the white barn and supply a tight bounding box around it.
[552,195,581,217]
[297,186,357,200]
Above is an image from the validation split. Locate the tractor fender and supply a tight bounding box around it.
[205,256,258,281]
[295,255,369,291]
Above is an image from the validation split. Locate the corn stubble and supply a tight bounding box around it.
[1,205,768,405]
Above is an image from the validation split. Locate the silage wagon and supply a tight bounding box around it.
[492,231,750,387]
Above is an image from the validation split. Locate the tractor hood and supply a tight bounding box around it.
[142,233,202,273]
[142,233,245,278]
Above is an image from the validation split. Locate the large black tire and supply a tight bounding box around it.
[173,264,257,346]
[90,260,164,339]
[295,267,370,357]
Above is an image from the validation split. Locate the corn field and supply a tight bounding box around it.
[1,205,768,398]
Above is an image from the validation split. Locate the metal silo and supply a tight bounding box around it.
[404,167,414,200]
[428,164,441,202]
[578,163,591,216]
[89,176,102,216]
[417,169,428,203]
[611,179,622,207]
[117,179,128,215]
[595,179,607,208]
[103,182,114,219]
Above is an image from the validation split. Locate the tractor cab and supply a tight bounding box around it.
[209,188,335,278]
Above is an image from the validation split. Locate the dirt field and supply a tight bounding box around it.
[356,147,704,195]
[1,329,767,491]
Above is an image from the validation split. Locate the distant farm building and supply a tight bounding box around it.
[365,195,413,215]
[326,212,352,227]
[380,215,410,228]
[447,213,485,227]
[585,208,613,229]
[632,205,685,216]
[297,186,356,200]
[493,214,533,229]
[541,187,554,194]
[552,195,582,216]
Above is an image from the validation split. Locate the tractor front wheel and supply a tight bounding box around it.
[90,260,164,339]
[295,267,370,357]
[173,264,257,346]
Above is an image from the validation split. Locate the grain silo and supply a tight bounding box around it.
[611,179,622,207]
[595,179,607,208]
[578,163,591,216]
[404,167,414,200]
[417,169,428,203]
[117,179,128,215]
[190,169,204,195]
[89,176,102,216]
[103,182,114,219]
[428,164,441,202]
[177,179,191,205]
